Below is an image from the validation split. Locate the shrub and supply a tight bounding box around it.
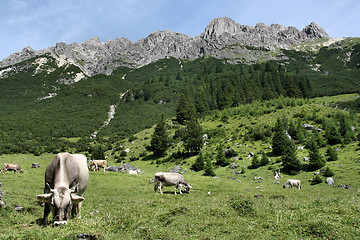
[323,167,335,177]
[311,175,323,185]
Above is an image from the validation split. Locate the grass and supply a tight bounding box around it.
[0,142,359,239]
[0,94,359,239]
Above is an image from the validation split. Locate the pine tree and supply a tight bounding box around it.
[326,146,338,161]
[203,154,216,177]
[176,90,197,125]
[215,144,230,167]
[191,151,205,171]
[249,154,261,169]
[183,119,203,153]
[272,116,289,156]
[281,139,302,174]
[149,115,169,156]
[307,137,325,170]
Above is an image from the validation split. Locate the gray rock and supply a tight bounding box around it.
[169,164,182,173]
[105,165,118,172]
[31,163,40,168]
[326,178,335,185]
[0,17,329,78]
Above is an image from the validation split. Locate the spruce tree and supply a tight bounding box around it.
[149,114,169,156]
[215,144,230,167]
[281,139,302,174]
[203,154,216,177]
[191,151,205,171]
[326,146,338,161]
[176,90,196,125]
[183,119,203,153]
[307,137,325,170]
[272,116,289,156]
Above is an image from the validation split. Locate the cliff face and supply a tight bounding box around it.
[0,17,329,76]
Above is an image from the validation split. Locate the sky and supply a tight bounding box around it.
[0,0,359,60]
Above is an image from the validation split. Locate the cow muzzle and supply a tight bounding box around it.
[54,220,67,227]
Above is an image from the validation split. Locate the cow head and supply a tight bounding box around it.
[36,185,84,226]
[181,183,192,193]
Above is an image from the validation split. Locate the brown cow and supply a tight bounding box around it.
[2,164,23,174]
[88,160,107,172]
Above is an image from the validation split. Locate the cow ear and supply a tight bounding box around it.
[36,193,52,203]
[71,194,85,204]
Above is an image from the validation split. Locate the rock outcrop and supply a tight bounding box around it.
[0,17,329,77]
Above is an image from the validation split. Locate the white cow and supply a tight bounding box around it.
[154,172,192,195]
[128,169,141,175]
[36,153,89,226]
[88,160,107,172]
[283,179,301,190]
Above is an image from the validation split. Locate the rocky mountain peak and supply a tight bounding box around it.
[302,22,330,39]
[0,17,331,77]
[201,17,242,39]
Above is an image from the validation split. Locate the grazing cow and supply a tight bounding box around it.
[88,160,107,172]
[283,179,301,190]
[2,164,23,174]
[128,169,141,175]
[36,153,89,226]
[154,172,192,195]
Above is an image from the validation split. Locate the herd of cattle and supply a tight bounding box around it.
[2,152,304,226]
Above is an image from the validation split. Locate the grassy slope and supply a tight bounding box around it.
[0,94,359,239]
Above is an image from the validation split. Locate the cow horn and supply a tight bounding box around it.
[46,182,54,192]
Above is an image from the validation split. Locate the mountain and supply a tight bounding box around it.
[0,17,330,77]
[0,17,359,154]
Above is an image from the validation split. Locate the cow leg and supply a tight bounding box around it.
[41,203,50,226]
[159,182,164,194]
[77,202,82,218]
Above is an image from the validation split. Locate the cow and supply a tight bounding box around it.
[36,153,89,226]
[154,172,192,195]
[283,179,301,190]
[2,164,23,174]
[128,169,141,175]
[88,160,107,172]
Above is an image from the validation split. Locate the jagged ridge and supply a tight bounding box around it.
[0,17,329,77]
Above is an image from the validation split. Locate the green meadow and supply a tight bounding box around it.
[0,94,359,239]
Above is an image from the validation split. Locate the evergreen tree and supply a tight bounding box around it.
[203,154,216,177]
[90,144,105,160]
[215,144,230,167]
[191,151,205,171]
[260,151,269,166]
[272,116,289,156]
[324,121,342,145]
[183,119,203,153]
[176,90,197,124]
[326,146,338,162]
[307,137,325,170]
[281,139,302,174]
[249,154,261,169]
[149,115,169,156]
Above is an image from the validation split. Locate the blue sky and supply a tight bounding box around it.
[1,0,359,60]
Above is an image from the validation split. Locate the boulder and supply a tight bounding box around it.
[326,178,335,185]
[105,165,119,172]
[31,163,40,168]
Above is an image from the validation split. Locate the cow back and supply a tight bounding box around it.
[45,153,89,195]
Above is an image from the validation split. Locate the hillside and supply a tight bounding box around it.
[0,94,359,239]
[0,38,359,154]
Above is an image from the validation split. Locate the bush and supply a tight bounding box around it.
[311,175,323,185]
[323,167,335,177]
